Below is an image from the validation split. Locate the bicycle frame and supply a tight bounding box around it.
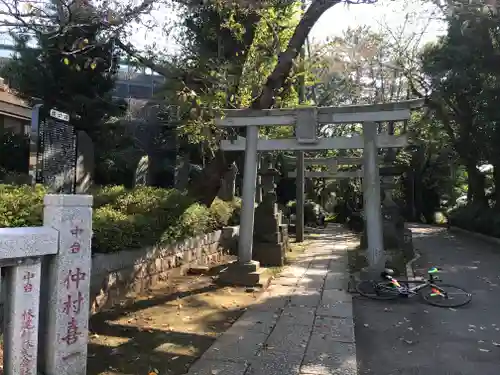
[378,277,445,298]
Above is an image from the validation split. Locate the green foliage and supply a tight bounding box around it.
[92,124,142,187]
[287,199,323,224]
[0,184,240,254]
[0,131,29,175]
[159,1,302,154]
[210,198,235,227]
[418,2,500,206]
[1,5,120,135]
[91,185,127,207]
[0,184,46,227]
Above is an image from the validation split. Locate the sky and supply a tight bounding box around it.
[0,0,447,65]
[309,0,446,45]
[128,0,447,55]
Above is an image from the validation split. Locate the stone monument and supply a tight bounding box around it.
[175,155,191,190]
[217,162,238,201]
[29,105,78,193]
[256,157,263,203]
[134,155,150,186]
[76,130,94,193]
[252,155,289,266]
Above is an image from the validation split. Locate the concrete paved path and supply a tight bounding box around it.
[185,225,358,375]
[354,224,500,375]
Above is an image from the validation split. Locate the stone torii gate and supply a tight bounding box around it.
[287,158,363,207]
[287,158,363,228]
[215,99,423,285]
[285,155,393,232]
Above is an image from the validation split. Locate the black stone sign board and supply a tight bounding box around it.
[29,104,77,194]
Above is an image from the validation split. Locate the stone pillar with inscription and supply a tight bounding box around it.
[4,259,42,375]
[41,194,93,375]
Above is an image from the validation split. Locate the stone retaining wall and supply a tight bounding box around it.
[89,226,239,313]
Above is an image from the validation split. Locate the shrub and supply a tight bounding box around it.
[92,205,145,253]
[164,203,214,241]
[0,184,240,253]
[91,185,127,208]
[0,184,46,227]
[209,198,240,228]
[286,199,323,224]
[228,198,242,226]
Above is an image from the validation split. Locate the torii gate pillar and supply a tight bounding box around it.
[239,125,259,264]
[363,123,384,272]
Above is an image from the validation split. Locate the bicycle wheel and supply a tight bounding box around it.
[356,280,401,300]
[419,283,472,308]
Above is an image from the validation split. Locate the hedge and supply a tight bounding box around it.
[286,199,324,223]
[0,184,241,254]
[448,204,500,238]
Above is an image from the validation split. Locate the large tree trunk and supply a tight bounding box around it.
[188,0,342,205]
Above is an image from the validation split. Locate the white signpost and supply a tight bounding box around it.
[216,100,423,281]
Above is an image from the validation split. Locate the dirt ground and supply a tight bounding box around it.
[0,241,306,375]
[87,242,307,375]
[87,265,263,375]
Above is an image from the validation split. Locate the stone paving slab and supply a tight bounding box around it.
[185,225,358,375]
[309,258,331,269]
[328,261,348,273]
[313,316,355,343]
[250,285,293,312]
[187,359,249,375]
[247,349,304,375]
[230,309,280,334]
[297,274,326,289]
[279,305,316,326]
[265,319,312,352]
[321,289,352,304]
[301,340,357,375]
[316,301,353,318]
[323,271,348,290]
[272,276,300,286]
[201,330,268,362]
[280,265,309,275]
[290,287,322,307]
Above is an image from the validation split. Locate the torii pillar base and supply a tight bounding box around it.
[217,260,271,287]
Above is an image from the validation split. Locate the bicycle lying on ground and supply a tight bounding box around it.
[356,267,472,308]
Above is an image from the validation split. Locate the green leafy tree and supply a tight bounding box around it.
[415,1,500,206]
[117,0,380,205]
[1,2,120,135]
